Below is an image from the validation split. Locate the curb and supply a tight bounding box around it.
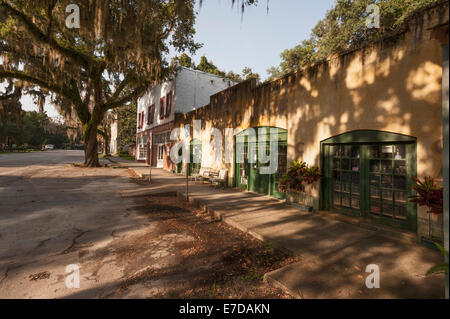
[263,269,303,299]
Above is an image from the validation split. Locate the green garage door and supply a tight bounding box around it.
[235,127,287,199]
[321,130,417,231]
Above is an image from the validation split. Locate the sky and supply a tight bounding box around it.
[20,0,335,118]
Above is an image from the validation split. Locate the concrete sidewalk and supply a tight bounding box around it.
[112,156,446,299]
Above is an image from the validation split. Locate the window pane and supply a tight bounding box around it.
[370,174,380,187]
[351,172,360,185]
[369,145,380,158]
[342,183,351,193]
[341,172,350,183]
[395,205,407,220]
[382,190,393,201]
[342,196,350,207]
[371,200,381,214]
[382,201,393,217]
[351,146,360,158]
[334,181,340,191]
[381,145,393,159]
[333,170,340,181]
[381,160,393,173]
[394,160,407,175]
[370,187,380,199]
[332,146,340,157]
[352,185,360,195]
[333,158,340,169]
[393,145,406,160]
[395,191,407,204]
[370,160,380,173]
[352,197,360,209]
[381,175,392,188]
[343,145,351,157]
[341,158,350,170]
[333,192,341,206]
[351,159,360,171]
[394,176,406,189]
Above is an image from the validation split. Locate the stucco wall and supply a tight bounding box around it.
[174,2,448,233]
[176,2,447,180]
[288,6,447,181]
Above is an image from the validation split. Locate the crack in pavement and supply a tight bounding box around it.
[61,229,92,255]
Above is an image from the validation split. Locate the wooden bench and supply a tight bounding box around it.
[205,169,219,184]
[191,167,210,182]
[209,169,228,188]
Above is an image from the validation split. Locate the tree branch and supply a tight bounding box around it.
[103,82,151,110]
[0,69,83,108]
[1,0,100,68]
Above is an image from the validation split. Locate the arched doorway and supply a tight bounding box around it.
[235,127,287,199]
[321,130,417,231]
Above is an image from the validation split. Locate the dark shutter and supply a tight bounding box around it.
[159,97,165,120]
[165,91,172,117]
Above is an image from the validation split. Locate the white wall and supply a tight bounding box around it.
[137,80,176,133]
[174,67,236,114]
[137,68,237,135]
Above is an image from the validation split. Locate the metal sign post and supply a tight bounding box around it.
[185,125,190,201]
[148,132,152,183]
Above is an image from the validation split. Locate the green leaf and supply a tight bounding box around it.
[426,263,449,276]
[434,243,449,258]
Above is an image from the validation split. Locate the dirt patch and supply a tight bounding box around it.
[112,194,299,299]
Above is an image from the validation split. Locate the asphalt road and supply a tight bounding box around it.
[0,150,154,298]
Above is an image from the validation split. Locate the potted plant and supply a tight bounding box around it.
[409,176,444,249]
[279,161,323,212]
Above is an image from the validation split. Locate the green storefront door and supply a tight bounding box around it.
[321,130,417,231]
[177,147,182,174]
[189,139,202,176]
[235,127,287,199]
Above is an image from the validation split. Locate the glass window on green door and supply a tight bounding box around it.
[235,127,287,198]
[368,144,408,221]
[324,141,416,231]
[331,145,361,212]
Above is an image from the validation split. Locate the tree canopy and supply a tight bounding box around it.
[172,53,260,83]
[0,0,201,166]
[266,0,440,81]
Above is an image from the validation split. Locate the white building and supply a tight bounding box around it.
[136,67,236,169]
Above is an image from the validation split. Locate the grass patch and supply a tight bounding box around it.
[119,151,135,161]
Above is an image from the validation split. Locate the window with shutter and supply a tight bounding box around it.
[159,97,165,120]
[165,91,172,117]
[148,104,155,124]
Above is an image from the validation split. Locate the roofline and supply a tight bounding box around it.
[177,65,239,83]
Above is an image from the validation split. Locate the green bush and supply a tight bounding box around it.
[279,161,323,193]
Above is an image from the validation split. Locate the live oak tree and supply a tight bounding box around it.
[266,0,440,81]
[0,0,200,166]
[0,0,259,166]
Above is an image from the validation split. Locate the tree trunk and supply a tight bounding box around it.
[84,121,101,167]
[83,75,104,167]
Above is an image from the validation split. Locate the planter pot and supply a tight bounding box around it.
[420,237,441,251]
[285,189,318,212]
